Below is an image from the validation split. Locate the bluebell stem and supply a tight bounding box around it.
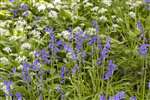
[137,21,144,33]
[92,20,99,33]
[3,80,13,92]
[148,81,150,89]
[137,20,145,39]
[44,27,55,41]
[22,62,31,81]
[130,96,137,100]
[99,95,106,100]
[40,49,50,64]
[72,64,79,75]
[16,92,22,100]
[97,36,102,50]
[67,27,73,41]
[97,37,111,65]
[88,36,97,45]
[60,66,65,83]
[12,10,18,17]
[81,51,86,58]
[12,67,16,73]
[139,44,150,56]
[75,30,84,52]
[103,60,116,80]
[32,59,40,70]
[22,11,29,17]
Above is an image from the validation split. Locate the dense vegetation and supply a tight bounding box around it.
[0,0,150,100]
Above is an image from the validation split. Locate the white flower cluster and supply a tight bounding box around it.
[0,57,9,65]
[21,43,31,50]
[3,47,12,53]
[102,0,112,7]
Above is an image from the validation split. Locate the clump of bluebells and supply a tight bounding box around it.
[0,0,150,100]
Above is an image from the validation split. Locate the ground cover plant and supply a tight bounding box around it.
[0,0,150,100]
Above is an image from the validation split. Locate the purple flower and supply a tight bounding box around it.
[139,44,150,56]
[92,20,99,33]
[110,91,125,100]
[97,37,111,65]
[11,10,18,17]
[16,92,22,100]
[130,96,137,100]
[9,0,15,2]
[75,30,84,52]
[64,44,73,52]
[144,0,150,3]
[72,64,79,75]
[22,11,29,17]
[148,81,150,89]
[100,95,106,100]
[57,40,63,46]
[32,59,40,70]
[137,21,145,40]
[20,3,28,10]
[40,49,50,64]
[88,36,97,45]
[103,60,116,80]
[3,80,13,92]
[22,62,31,81]
[60,66,65,83]
[12,67,16,73]
[71,52,77,60]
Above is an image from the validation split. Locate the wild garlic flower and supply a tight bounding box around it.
[0,57,9,65]
[21,43,31,50]
[98,8,108,14]
[15,56,27,63]
[102,0,112,6]
[9,35,18,41]
[129,12,136,18]
[48,10,58,18]
[30,30,41,39]
[35,3,46,11]
[99,16,108,22]
[0,28,9,36]
[61,30,70,40]
[3,47,12,53]
[92,6,99,12]
[84,28,96,35]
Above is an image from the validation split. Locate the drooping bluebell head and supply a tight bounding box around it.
[99,95,106,100]
[144,0,150,3]
[148,81,150,89]
[88,36,97,45]
[16,92,22,100]
[139,44,150,56]
[9,0,15,2]
[97,37,111,65]
[109,91,125,100]
[103,60,116,80]
[3,80,13,92]
[92,20,99,33]
[20,3,28,10]
[130,96,137,100]
[12,67,16,73]
[72,64,79,75]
